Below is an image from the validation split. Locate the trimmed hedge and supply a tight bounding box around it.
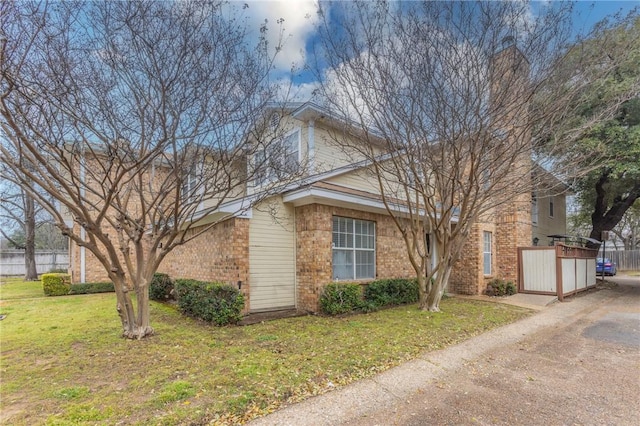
[364,278,419,307]
[69,282,115,294]
[486,278,517,297]
[320,283,364,315]
[174,279,244,326]
[42,273,72,296]
[320,278,420,315]
[149,273,175,301]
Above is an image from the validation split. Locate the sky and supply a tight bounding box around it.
[237,0,639,100]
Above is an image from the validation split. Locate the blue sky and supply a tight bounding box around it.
[571,0,639,32]
[239,0,638,99]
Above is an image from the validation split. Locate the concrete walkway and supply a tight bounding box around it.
[249,275,640,425]
[457,292,558,311]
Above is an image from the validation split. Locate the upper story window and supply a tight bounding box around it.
[181,164,200,204]
[531,191,538,225]
[255,129,300,185]
[549,197,554,218]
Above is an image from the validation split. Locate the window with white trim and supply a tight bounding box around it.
[531,191,538,225]
[332,216,375,280]
[255,129,300,185]
[181,164,200,204]
[483,231,492,275]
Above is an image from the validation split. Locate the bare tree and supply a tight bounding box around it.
[0,177,38,280]
[0,0,294,338]
[312,1,634,311]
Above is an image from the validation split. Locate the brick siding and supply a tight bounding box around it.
[295,204,415,312]
[158,218,250,309]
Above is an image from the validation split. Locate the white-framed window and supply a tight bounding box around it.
[483,231,492,275]
[254,128,300,185]
[531,191,538,225]
[549,197,554,218]
[332,216,375,280]
[181,164,200,204]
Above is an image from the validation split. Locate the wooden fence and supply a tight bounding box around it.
[518,244,599,301]
[602,250,640,271]
[0,250,69,276]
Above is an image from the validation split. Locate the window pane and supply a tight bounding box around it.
[483,252,491,275]
[332,217,352,248]
[483,232,491,252]
[284,130,299,150]
[355,250,375,279]
[332,216,376,280]
[333,250,354,280]
[284,151,298,173]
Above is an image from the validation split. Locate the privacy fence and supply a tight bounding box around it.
[0,250,69,276]
[518,244,598,302]
[603,250,640,271]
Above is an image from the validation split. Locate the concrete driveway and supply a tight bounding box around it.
[249,274,640,425]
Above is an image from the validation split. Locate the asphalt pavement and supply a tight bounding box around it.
[249,274,640,426]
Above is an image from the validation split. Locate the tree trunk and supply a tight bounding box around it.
[114,276,154,339]
[417,274,429,309]
[134,277,153,339]
[23,192,38,280]
[424,268,451,312]
[587,174,640,249]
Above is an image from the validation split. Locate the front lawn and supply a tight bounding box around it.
[0,279,532,425]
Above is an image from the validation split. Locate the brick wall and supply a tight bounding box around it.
[158,218,251,310]
[295,204,415,312]
[450,223,483,295]
[68,237,112,283]
[495,193,531,286]
[449,195,531,296]
[71,218,252,312]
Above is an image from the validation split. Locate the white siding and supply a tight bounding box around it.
[249,197,296,311]
[314,133,360,173]
[325,169,380,193]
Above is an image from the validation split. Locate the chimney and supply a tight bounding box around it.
[489,37,530,129]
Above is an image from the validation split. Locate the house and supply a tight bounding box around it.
[67,99,566,313]
[67,46,567,314]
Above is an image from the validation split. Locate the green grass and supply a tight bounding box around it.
[0,279,533,425]
[0,276,44,300]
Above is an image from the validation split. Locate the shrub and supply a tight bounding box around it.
[319,283,363,315]
[174,279,244,326]
[486,278,517,297]
[363,278,419,308]
[42,273,71,296]
[149,273,175,301]
[69,282,115,294]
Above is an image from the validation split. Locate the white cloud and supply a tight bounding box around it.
[242,0,318,72]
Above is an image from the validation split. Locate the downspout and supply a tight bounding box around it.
[293,206,297,309]
[308,119,315,174]
[79,152,86,283]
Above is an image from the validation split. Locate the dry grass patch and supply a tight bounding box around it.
[0,280,532,425]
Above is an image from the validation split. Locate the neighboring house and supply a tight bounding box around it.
[531,165,568,246]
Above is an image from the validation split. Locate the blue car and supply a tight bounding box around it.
[596,258,617,276]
